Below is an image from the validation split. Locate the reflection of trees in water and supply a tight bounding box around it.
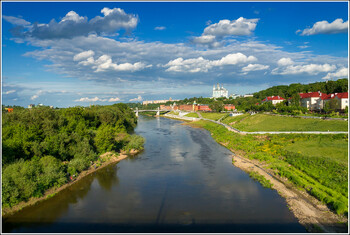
[95,165,119,191]
[4,174,95,229]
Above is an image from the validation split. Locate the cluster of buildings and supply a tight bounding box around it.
[160,103,235,112]
[212,83,252,99]
[142,97,179,105]
[261,91,348,111]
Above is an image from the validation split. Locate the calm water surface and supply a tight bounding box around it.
[3,116,306,233]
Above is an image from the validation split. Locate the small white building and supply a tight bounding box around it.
[261,96,285,105]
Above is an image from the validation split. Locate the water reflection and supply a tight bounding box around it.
[3,116,306,233]
[95,165,119,191]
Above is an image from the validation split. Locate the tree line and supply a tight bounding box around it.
[2,104,144,208]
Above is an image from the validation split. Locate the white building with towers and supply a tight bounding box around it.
[212,83,229,98]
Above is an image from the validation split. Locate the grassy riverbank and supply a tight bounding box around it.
[200,112,228,121]
[188,120,348,216]
[184,112,199,118]
[221,113,348,132]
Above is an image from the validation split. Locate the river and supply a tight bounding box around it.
[3,116,306,233]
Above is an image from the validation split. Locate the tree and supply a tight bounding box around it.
[209,101,224,112]
[290,93,301,107]
[324,99,339,113]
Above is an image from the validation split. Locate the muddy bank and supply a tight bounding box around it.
[2,150,139,218]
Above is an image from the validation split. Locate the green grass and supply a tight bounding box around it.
[168,111,179,115]
[249,171,273,189]
[184,112,199,118]
[200,112,228,121]
[189,120,348,216]
[285,137,348,165]
[221,113,250,125]
[229,114,348,132]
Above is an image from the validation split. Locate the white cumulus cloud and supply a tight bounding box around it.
[91,54,148,72]
[75,96,107,102]
[322,67,348,80]
[277,57,294,66]
[31,94,39,100]
[298,18,348,36]
[203,17,259,37]
[108,97,121,102]
[165,53,257,73]
[7,7,138,40]
[73,50,95,61]
[129,95,143,102]
[192,17,258,47]
[242,64,269,73]
[61,11,86,23]
[272,63,336,75]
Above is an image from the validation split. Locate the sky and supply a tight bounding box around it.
[1,1,349,107]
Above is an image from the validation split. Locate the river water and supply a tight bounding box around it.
[3,116,306,233]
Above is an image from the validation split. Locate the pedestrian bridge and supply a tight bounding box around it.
[133,107,170,117]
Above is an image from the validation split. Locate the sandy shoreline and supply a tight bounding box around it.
[2,150,139,218]
[230,151,347,233]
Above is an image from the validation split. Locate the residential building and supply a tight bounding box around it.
[230,94,241,99]
[243,94,254,98]
[261,96,286,105]
[197,105,211,111]
[224,104,236,111]
[323,92,348,110]
[212,83,229,98]
[299,91,327,110]
[28,104,35,109]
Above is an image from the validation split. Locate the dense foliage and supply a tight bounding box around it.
[253,78,348,100]
[2,104,144,208]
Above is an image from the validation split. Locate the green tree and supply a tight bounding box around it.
[209,101,224,112]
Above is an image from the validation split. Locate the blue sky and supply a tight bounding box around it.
[2,1,348,107]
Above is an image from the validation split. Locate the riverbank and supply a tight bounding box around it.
[2,150,139,218]
[183,120,348,233]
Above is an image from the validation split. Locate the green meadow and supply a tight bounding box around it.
[200,112,228,121]
[222,113,348,132]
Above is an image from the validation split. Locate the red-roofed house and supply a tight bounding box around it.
[299,91,327,110]
[261,96,285,105]
[323,92,348,110]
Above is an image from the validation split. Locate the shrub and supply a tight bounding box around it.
[124,134,145,152]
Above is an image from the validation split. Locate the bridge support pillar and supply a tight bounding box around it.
[135,107,139,117]
[156,107,160,116]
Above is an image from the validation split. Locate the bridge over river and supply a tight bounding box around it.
[133,107,170,117]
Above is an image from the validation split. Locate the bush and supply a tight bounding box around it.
[124,135,145,152]
[68,158,90,175]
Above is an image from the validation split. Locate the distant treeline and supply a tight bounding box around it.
[253,78,348,100]
[2,104,144,208]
